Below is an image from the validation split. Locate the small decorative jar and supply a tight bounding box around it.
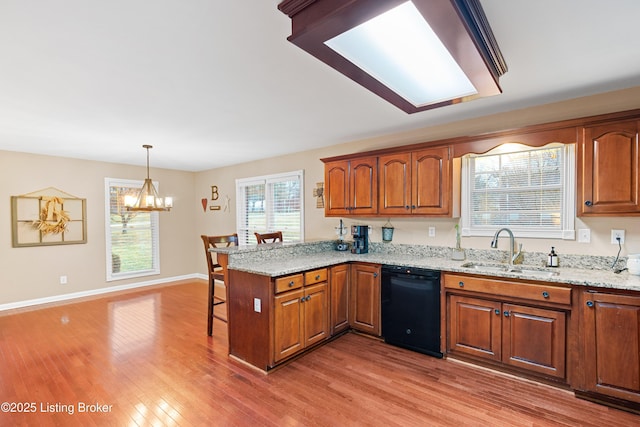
[627,254,640,275]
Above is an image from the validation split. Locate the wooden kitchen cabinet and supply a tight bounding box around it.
[445,273,569,381]
[378,146,455,216]
[581,290,640,405]
[448,294,502,362]
[323,157,377,216]
[349,263,381,336]
[329,263,350,335]
[578,119,640,215]
[274,269,329,363]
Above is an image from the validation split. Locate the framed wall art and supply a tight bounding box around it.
[11,187,87,247]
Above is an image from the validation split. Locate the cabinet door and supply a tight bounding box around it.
[413,147,451,215]
[583,291,640,403]
[330,264,350,335]
[579,120,640,215]
[324,160,350,216]
[378,152,411,215]
[273,288,304,362]
[349,263,381,336]
[350,157,378,215]
[304,282,329,347]
[502,303,566,379]
[448,295,501,362]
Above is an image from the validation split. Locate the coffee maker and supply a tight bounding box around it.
[351,225,369,254]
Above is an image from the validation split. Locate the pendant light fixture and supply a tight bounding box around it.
[124,145,173,211]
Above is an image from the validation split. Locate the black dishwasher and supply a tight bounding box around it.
[381,265,442,358]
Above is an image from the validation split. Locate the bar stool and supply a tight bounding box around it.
[254,231,283,244]
[200,234,238,336]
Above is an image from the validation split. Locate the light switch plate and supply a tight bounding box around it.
[578,229,591,243]
[253,298,261,313]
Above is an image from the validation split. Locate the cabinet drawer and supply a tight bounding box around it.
[305,268,328,285]
[275,274,304,294]
[444,274,571,306]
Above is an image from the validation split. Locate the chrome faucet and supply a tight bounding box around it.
[491,228,523,266]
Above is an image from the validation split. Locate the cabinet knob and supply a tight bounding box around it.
[300,297,305,303]
[542,291,549,298]
[504,311,511,317]
[494,309,500,315]
[405,205,410,210]
[315,275,320,280]
[373,272,378,278]
[412,205,416,209]
[306,295,311,301]
[458,281,464,287]
[289,281,294,287]
[585,200,593,207]
[586,300,594,307]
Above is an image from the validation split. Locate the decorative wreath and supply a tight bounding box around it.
[33,196,70,235]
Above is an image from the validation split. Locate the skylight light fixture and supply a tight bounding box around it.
[325,2,477,107]
[124,145,173,212]
[278,0,507,113]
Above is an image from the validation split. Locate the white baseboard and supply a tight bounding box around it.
[0,273,207,312]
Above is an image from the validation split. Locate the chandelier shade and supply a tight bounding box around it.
[125,145,173,212]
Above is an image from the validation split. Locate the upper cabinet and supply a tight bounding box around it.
[324,156,378,216]
[578,119,640,216]
[379,146,457,216]
[323,147,458,218]
[323,108,640,218]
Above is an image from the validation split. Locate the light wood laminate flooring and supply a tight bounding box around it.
[0,280,637,426]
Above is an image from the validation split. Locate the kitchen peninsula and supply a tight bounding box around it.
[212,240,640,414]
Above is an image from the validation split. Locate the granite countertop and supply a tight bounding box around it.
[217,241,640,291]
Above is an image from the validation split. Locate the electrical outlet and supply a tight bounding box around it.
[253,298,261,313]
[578,228,591,243]
[428,226,436,237]
[611,229,625,244]
[59,275,68,285]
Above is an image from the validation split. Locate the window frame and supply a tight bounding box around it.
[460,143,576,240]
[105,178,160,281]
[235,170,304,245]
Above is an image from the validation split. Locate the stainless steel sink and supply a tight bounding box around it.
[461,262,560,278]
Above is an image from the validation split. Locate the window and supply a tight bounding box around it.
[105,178,160,281]
[461,143,575,239]
[236,170,304,245]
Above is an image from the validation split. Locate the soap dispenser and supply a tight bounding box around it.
[547,247,559,267]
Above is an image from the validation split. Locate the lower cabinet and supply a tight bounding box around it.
[273,270,329,363]
[581,290,640,404]
[349,263,381,336]
[329,264,350,335]
[445,274,570,381]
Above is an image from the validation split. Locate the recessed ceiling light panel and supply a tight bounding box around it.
[325,2,477,107]
[278,0,507,114]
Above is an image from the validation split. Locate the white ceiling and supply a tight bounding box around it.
[1,0,640,172]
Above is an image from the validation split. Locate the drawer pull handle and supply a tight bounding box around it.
[542,291,549,298]
[586,300,594,307]
[494,309,500,315]
[458,281,464,287]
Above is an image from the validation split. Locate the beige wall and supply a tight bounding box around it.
[0,151,197,305]
[195,86,640,271]
[3,86,640,306]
